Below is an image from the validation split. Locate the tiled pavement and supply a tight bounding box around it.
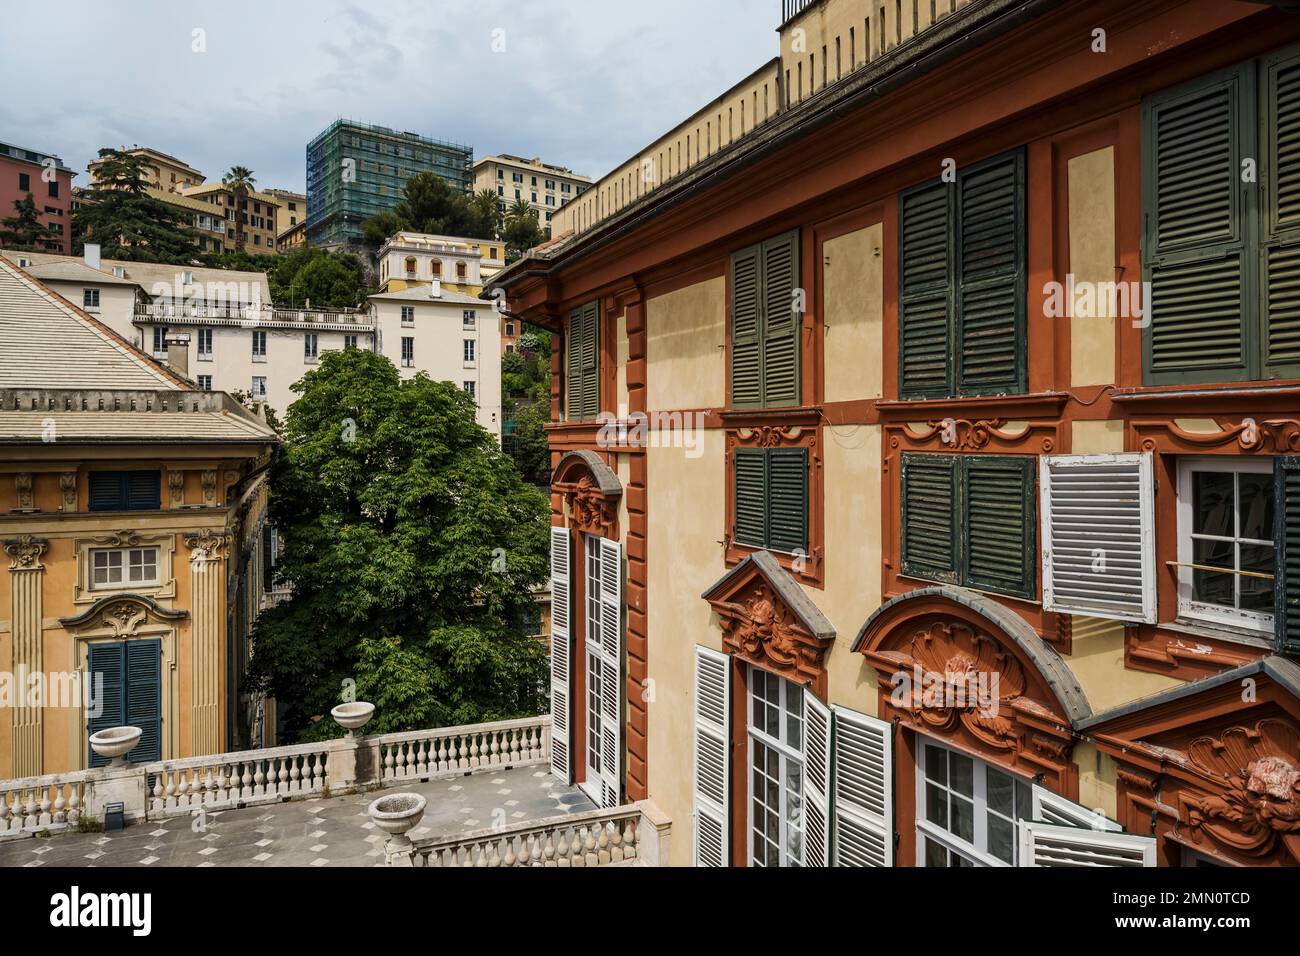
[0,765,595,868]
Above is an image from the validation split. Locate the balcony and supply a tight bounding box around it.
[0,713,670,867]
[134,302,375,332]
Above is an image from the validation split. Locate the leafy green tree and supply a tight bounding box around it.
[507,398,552,486]
[502,199,546,260]
[468,188,504,239]
[0,193,59,251]
[247,348,550,741]
[223,166,256,254]
[72,149,199,263]
[268,246,369,308]
[359,173,496,248]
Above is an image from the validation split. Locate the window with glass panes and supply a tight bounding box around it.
[1177,458,1275,632]
[917,741,1031,867]
[584,534,605,792]
[748,667,805,867]
[91,547,159,589]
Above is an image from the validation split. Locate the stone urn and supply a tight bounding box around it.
[89,726,142,767]
[368,792,427,849]
[331,701,375,737]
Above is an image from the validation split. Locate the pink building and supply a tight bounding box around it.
[0,141,74,255]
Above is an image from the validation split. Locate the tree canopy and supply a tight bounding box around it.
[266,246,370,309]
[72,148,201,263]
[501,199,547,260]
[247,348,551,740]
[360,172,499,247]
[0,193,59,252]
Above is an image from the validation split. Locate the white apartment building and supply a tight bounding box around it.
[471,154,591,231]
[375,231,507,293]
[368,283,502,438]
[4,248,501,438]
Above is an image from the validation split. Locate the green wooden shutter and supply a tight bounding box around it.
[1142,64,1255,384]
[733,449,768,548]
[963,455,1036,600]
[761,230,801,408]
[565,304,584,420]
[1276,457,1300,656]
[899,181,954,399]
[1263,47,1300,379]
[730,243,763,408]
[580,300,601,419]
[126,639,163,763]
[956,151,1026,396]
[900,453,959,583]
[767,448,808,554]
[87,643,124,768]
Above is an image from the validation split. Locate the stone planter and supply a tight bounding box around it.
[368,792,427,848]
[331,701,375,736]
[89,726,142,767]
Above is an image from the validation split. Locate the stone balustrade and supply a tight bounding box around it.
[369,716,550,784]
[0,771,93,836]
[399,801,672,868]
[143,740,335,817]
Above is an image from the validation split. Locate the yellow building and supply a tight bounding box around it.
[264,188,307,253]
[181,183,282,254]
[88,147,205,194]
[0,255,279,776]
[145,188,231,256]
[375,231,505,296]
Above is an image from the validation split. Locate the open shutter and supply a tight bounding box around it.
[956,150,1026,396]
[1142,64,1254,384]
[732,448,767,548]
[693,646,730,867]
[580,300,600,419]
[597,537,624,808]
[1276,457,1300,655]
[900,453,959,583]
[565,305,583,420]
[766,448,808,555]
[1031,783,1121,832]
[730,243,763,408]
[802,689,832,867]
[1019,823,1156,867]
[899,180,953,399]
[963,455,1035,599]
[830,705,892,866]
[87,642,124,768]
[761,230,801,408]
[1263,47,1300,379]
[548,527,572,783]
[126,639,162,762]
[1041,453,1156,623]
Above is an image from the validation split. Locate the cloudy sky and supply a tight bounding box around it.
[1,0,777,193]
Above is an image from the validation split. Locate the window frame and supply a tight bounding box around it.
[731,446,809,556]
[90,546,161,591]
[915,741,1032,868]
[747,666,806,868]
[1175,456,1276,634]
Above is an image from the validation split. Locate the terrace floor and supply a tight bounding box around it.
[0,765,594,868]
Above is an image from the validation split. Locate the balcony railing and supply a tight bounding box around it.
[368,716,550,785]
[134,302,374,329]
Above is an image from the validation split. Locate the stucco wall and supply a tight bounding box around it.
[823,223,884,404]
[645,276,726,411]
[1068,147,1117,388]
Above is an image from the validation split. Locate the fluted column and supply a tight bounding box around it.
[184,530,228,756]
[5,536,47,777]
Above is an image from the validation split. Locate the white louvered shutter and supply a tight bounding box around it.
[693,646,730,867]
[1040,453,1156,623]
[1031,784,1121,832]
[597,537,624,808]
[831,705,893,866]
[548,527,572,783]
[802,689,832,867]
[1019,823,1156,867]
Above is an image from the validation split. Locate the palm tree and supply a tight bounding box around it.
[223,166,256,254]
[469,188,503,239]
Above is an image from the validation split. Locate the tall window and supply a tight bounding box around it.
[1142,46,1300,383]
[730,230,800,409]
[152,326,169,355]
[401,306,415,327]
[304,332,319,360]
[1177,458,1275,632]
[917,742,1031,867]
[900,453,1036,600]
[565,300,600,420]
[197,327,212,358]
[463,309,476,329]
[82,288,100,309]
[463,339,476,365]
[749,668,805,867]
[463,380,476,399]
[252,330,267,360]
[732,448,808,554]
[401,336,414,367]
[197,375,212,390]
[344,334,358,349]
[898,149,1027,399]
[251,376,267,400]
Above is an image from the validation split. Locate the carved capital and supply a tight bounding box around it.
[59,472,77,510]
[168,470,185,507]
[14,472,36,512]
[201,470,218,506]
[5,535,48,571]
[184,529,230,563]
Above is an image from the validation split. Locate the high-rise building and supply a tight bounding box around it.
[305,120,473,250]
[0,142,76,255]
[472,154,590,232]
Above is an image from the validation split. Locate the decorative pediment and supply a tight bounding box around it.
[553,450,622,536]
[60,593,189,638]
[1085,656,1300,865]
[853,586,1091,788]
[702,550,834,687]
